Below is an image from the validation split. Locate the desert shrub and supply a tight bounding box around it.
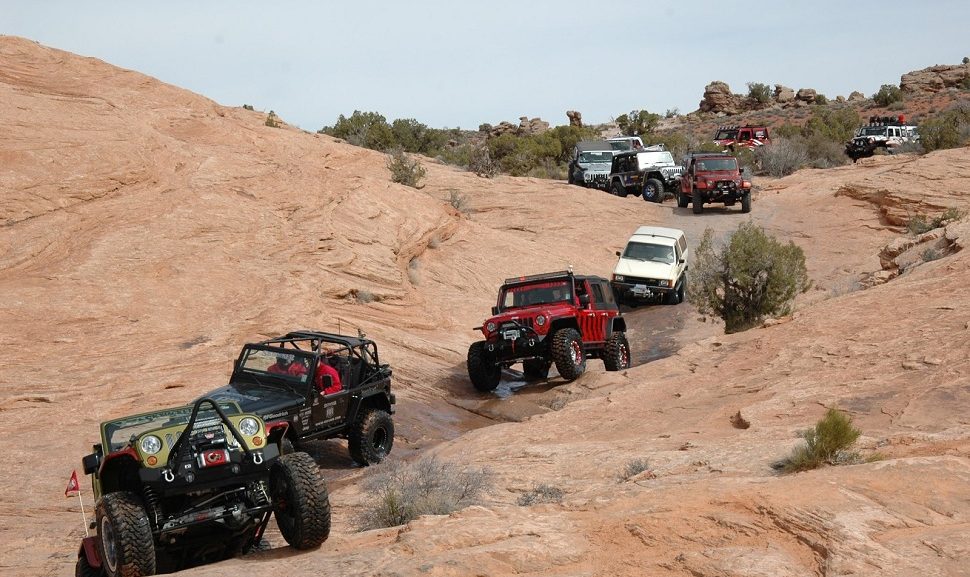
[665,107,680,118]
[467,145,497,178]
[773,123,801,139]
[964,56,970,64]
[242,104,255,111]
[517,484,564,506]
[781,408,861,473]
[937,206,966,225]
[265,110,281,128]
[872,84,903,107]
[437,143,473,168]
[355,457,491,530]
[756,137,808,177]
[407,257,421,285]
[922,247,942,262]
[447,189,469,212]
[616,109,661,137]
[487,132,561,177]
[546,124,600,163]
[803,134,849,168]
[687,223,810,333]
[620,458,652,481]
[801,107,860,143]
[887,101,906,111]
[651,131,691,158]
[907,214,933,235]
[354,289,376,304]
[390,118,447,156]
[323,110,395,150]
[387,149,427,188]
[919,102,970,152]
[746,82,772,104]
[814,93,829,105]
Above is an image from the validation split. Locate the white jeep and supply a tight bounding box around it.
[611,226,689,305]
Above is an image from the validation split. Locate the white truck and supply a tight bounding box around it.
[845,115,919,161]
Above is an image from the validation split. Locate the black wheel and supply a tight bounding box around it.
[677,273,687,304]
[96,492,156,577]
[550,328,586,382]
[522,359,551,380]
[664,274,686,305]
[677,192,689,208]
[76,554,104,577]
[467,340,500,391]
[348,408,394,465]
[610,180,628,197]
[603,332,631,371]
[567,169,575,185]
[270,452,332,549]
[642,178,664,203]
[692,188,704,214]
[741,191,751,213]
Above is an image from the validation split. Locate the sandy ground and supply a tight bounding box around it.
[1,36,968,577]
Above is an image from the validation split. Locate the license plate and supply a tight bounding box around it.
[633,284,648,295]
[503,330,520,340]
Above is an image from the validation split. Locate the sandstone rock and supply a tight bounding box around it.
[836,95,846,103]
[774,84,795,103]
[567,110,583,127]
[699,81,744,115]
[796,88,817,103]
[848,91,866,102]
[901,63,970,95]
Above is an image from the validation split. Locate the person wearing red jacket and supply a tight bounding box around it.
[267,354,308,378]
[315,357,343,395]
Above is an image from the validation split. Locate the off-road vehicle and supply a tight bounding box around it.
[75,398,330,577]
[611,226,689,305]
[567,140,614,189]
[678,152,752,214]
[713,125,771,150]
[205,331,395,466]
[845,115,919,162]
[466,270,630,391]
[607,145,683,202]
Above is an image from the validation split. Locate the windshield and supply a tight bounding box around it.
[695,158,738,172]
[500,280,572,310]
[715,129,738,140]
[238,348,312,384]
[638,151,675,166]
[622,242,675,264]
[859,126,888,136]
[579,151,612,163]
[609,140,633,151]
[102,402,241,452]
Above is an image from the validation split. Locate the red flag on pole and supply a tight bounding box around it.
[65,470,80,497]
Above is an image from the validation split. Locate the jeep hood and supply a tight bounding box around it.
[203,383,304,416]
[614,258,676,280]
[580,162,611,173]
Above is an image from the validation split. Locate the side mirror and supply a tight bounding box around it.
[491,306,499,315]
[679,258,686,264]
[579,294,590,307]
[615,250,621,257]
[82,452,101,475]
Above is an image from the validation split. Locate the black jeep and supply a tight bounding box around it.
[204,331,395,466]
[75,398,331,577]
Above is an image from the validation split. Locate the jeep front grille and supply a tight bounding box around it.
[618,276,663,287]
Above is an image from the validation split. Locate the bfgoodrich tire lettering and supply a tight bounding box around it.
[271,452,332,549]
[348,409,394,465]
[551,328,586,381]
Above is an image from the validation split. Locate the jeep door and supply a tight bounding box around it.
[309,366,351,431]
[576,280,609,344]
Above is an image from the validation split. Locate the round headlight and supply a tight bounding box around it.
[614,275,624,282]
[535,314,546,326]
[140,435,162,455]
[239,417,260,436]
[659,280,671,287]
[485,321,496,333]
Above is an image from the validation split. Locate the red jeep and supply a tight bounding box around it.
[678,152,752,214]
[713,125,771,150]
[466,270,630,391]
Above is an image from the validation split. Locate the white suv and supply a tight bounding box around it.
[611,226,689,305]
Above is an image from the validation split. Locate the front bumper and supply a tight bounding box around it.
[139,444,279,496]
[611,280,674,301]
[583,172,610,187]
[481,330,547,363]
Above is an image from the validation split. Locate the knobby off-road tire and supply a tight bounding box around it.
[271,452,332,550]
[741,191,751,213]
[603,332,631,371]
[76,554,104,577]
[467,340,500,391]
[692,188,704,214]
[279,436,296,455]
[643,178,664,203]
[611,180,628,198]
[348,408,394,465]
[677,192,690,208]
[522,359,551,380]
[96,492,156,577]
[551,328,586,382]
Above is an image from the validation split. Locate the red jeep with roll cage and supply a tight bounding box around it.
[466,270,631,391]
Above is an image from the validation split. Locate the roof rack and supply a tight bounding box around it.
[503,270,573,285]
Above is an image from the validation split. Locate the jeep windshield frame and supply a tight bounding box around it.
[101,401,243,453]
[579,151,613,163]
[695,158,738,172]
[497,279,573,312]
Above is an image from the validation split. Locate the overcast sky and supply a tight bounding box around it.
[4,1,968,131]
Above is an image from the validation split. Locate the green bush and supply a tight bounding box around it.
[688,223,810,333]
[756,138,808,177]
[616,109,661,136]
[814,93,829,105]
[467,145,496,178]
[387,149,427,188]
[872,84,903,107]
[323,110,395,150]
[781,408,861,473]
[773,123,801,139]
[919,102,970,152]
[355,457,491,530]
[746,82,772,104]
[801,107,860,143]
[390,118,447,156]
